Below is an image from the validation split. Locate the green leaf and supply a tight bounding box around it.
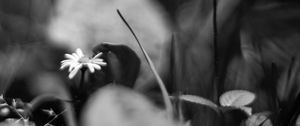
[220,90,256,107]
[178,95,218,112]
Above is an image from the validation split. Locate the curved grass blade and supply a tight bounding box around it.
[116,9,173,117]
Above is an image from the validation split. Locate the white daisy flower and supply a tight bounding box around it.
[60,48,107,79]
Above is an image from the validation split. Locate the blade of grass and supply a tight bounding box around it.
[286,57,296,89]
[213,0,221,97]
[170,34,185,122]
[170,34,176,97]
[116,9,173,117]
[170,34,183,121]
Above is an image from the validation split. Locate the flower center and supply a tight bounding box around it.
[78,56,90,63]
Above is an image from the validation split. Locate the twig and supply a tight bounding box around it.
[30,94,72,111]
[1,96,26,120]
[44,109,67,126]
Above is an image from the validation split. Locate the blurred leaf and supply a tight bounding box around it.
[239,106,252,116]
[0,118,35,126]
[241,3,300,113]
[0,47,33,94]
[277,57,300,108]
[244,112,272,126]
[279,93,300,126]
[27,73,75,126]
[92,42,140,88]
[220,107,249,126]
[220,90,256,107]
[47,0,171,89]
[82,85,182,126]
[177,95,218,112]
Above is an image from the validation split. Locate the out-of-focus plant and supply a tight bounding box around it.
[81,85,185,126]
[0,94,73,126]
[176,90,256,126]
[244,112,272,126]
[116,9,173,118]
[46,0,171,89]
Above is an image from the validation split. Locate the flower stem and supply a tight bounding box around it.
[79,69,86,93]
[74,69,87,119]
[44,109,67,126]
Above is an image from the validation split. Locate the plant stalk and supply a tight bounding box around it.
[116,9,173,117]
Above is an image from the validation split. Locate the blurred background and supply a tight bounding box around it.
[2,0,300,125]
[0,0,175,97]
[0,0,179,93]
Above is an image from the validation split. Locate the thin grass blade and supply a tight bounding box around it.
[116,9,173,117]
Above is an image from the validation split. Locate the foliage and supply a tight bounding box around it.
[1,0,300,126]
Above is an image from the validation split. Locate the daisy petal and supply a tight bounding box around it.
[65,54,75,60]
[68,62,79,72]
[61,60,74,63]
[61,61,77,68]
[93,52,102,59]
[76,48,84,57]
[93,59,104,62]
[72,53,80,59]
[93,61,106,65]
[87,63,95,73]
[68,66,74,72]
[91,64,101,70]
[61,61,73,66]
[60,62,71,70]
[68,64,82,79]
[97,62,107,66]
